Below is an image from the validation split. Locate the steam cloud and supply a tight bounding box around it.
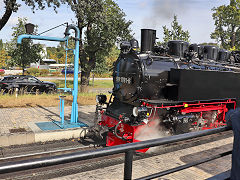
[152,0,190,19]
[143,0,193,28]
[134,118,169,153]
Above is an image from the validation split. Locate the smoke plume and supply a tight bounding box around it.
[143,0,191,28]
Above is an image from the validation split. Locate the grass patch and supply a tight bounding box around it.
[0,93,110,108]
[51,80,113,89]
[89,80,113,88]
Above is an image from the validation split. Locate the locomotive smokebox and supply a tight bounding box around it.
[141,29,156,53]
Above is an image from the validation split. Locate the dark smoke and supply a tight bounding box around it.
[143,0,196,28]
[152,0,191,19]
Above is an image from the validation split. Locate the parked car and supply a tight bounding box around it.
[0,75,57,94]
[61,68,74,74]
[61,68,81,74]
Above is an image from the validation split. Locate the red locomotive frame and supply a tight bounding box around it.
[98,99,236,152]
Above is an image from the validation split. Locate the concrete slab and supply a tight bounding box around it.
[0,135,9,147]
[27,122,42,133]
[34,128,88,142]
[26,132,35,144]
[8,133,27,146]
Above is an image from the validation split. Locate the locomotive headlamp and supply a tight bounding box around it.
[133,106,148,117]
[133,107,138,117]
[25,23,35,34]
[96,94,107,104]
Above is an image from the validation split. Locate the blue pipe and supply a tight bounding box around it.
[61,98,64,127]
[17,35,67,44]
[64,39,68,90]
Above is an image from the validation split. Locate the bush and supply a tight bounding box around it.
[39,69,49,76]
[67,74,74,77]
[26,68,49,76]
[92,72,112,78]
[26,68,39,76]
[51,71,61,76]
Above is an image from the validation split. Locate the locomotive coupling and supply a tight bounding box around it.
[119,114,130,123]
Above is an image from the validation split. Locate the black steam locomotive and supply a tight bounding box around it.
[94,29,240,152]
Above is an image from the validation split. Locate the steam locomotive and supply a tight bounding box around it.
[93,29,240,152]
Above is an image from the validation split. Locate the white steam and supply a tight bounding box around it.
[134,119,169,153]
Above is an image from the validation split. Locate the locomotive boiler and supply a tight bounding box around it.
[93,29,240,152]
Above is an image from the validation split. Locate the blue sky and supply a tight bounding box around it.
[0,0,229,46]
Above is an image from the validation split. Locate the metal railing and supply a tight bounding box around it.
[0,126,231,179]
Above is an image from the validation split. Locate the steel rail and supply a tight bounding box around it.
[0,126,230,179]
[0,145,93,161]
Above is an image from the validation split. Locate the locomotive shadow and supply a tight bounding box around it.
[179,143,232,175]
[135,131,232,158]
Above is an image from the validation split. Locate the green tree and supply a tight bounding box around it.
[163,15,190,43]
[7,17,43,74]
[200,42,219,46]
[46,39,74,64]
[94,46,120,74]
[211,0,240,50]
[0,0,60,31]
[0,39,3,50]
[65,0,132,91]
[105,46,120,72]
[0,49,10,68]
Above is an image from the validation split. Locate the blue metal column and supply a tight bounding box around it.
[59,95,66,128]
[65,25,80,124]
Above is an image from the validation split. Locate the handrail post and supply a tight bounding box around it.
[124,150,134,180]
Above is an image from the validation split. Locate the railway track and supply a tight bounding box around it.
[0,130,233,180]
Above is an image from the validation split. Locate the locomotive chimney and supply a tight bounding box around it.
[141,29,156,53]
